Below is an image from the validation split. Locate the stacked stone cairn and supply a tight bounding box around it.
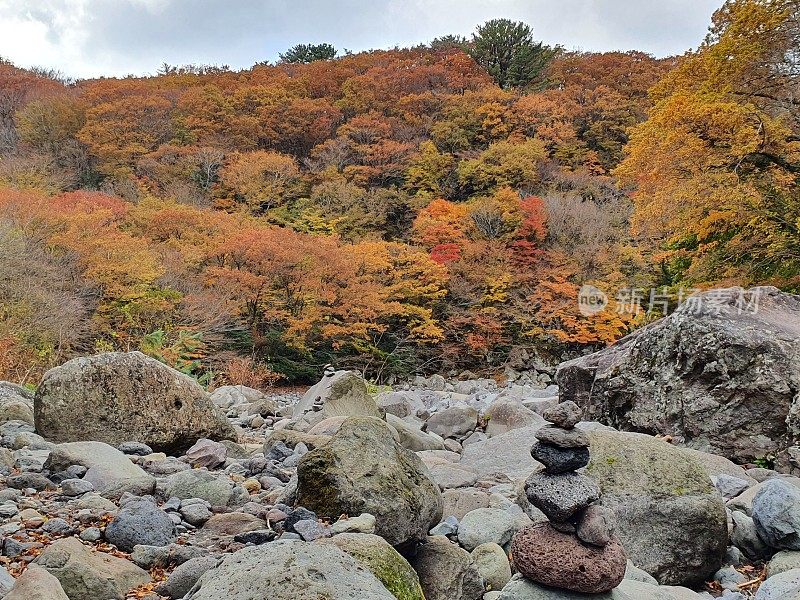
[510,401,627,594]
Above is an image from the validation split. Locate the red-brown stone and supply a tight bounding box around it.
[510,524,627,594]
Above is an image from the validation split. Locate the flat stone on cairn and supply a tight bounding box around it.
[542,401,583,428]
[524,472,599,522]
[535,424,589,448]
[511,400,626,594]
[531,442,589,474]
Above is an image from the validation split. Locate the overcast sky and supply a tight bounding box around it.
[0,0,722,79]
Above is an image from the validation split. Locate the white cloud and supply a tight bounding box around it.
[0,0,722,79]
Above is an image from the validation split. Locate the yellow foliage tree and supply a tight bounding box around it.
[616,0,800,289]
[222,150,301,212]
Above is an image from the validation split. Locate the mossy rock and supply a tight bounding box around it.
[296,417,443,547]
[319,534,425,600]
[585,429,726,587]
[586,430,714,498]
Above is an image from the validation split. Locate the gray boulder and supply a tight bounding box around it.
[498,573,621,599]
[180,502,212,526]
[297,417,442,547]
[319,533,425,600]
[426,405,478,439]
[731,510,770,559]
[557,286,800,464]
[472,542,512,591]
[458,507,517,551]
[386,414,445,452]
[497,575,701,600]
[4,565,70,600]
[0,565,13,597]
[184,438,227,469]
[585,430,728,586]
[160,469,248,507]
[459,425,544,480]
[45,441,154,498]
[34,537,150,600]
[485,398,545,437]
[35,352,236,454]
[442,488,491,520]
[210,385,273,412]
[768,551,800,577]
[156,556,220,599]
[130,543,210,570]
[753,479,800,550]
[429,463,478,490]
[0,382,34,425]
[184,540,395,599]
[105,498,176,552]
[376,391,427,419]
[199,512,265,537]
[714,475,752,500]
[756,568,800,600]
[728,477,800,516]
[624,561,659,585]
[617,580,705,599]
[61,479,94,496]
[292,370,382,431]
[12,447,48,473]
[408,535,484,600]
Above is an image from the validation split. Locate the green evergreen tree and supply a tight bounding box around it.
[470,19,557,89]
[279,43,337,63]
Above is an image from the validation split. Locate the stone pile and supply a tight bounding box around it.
[510,400,627,594]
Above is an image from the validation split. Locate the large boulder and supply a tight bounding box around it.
[44,441,154,498]
[557,287,800,464]
[585,430,728,587]
[320,533,425,600]
[184,540,395,599]
[296,417,443,547]
[292,370,382,431]
[34,537,150,600]
[34,352,236,454]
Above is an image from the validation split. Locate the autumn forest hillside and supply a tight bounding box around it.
[0,0,797,386]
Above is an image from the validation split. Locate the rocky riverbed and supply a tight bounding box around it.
[0,287,799,600]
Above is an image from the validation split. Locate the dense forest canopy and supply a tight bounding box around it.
[0,0,796,386]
